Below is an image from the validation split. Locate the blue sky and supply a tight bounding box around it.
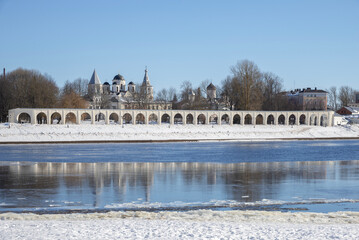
[0,0,358,93]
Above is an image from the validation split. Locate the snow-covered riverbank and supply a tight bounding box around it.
[0,123,358,143]
[1,210,359,239]
[2,125,359,239]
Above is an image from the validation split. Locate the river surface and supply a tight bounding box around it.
[1,140,359,213]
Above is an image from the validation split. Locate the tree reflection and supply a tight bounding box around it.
[1,160,358,210]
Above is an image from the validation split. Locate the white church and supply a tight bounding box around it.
[88,68,172,110]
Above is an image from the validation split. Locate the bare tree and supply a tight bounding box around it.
[215,84,222,99]
[156,88,168,109]
[229,60,262,110]
[59,79,90,108]
[62,80,75,95]
[221,76,236,110]
[180,81,193,102]
[199,79,210,97]
[172,93,179,109]
[134,82,150,109]
[327,86,338,110]
[62,78,89,97]
[221,61,290,111]
[168,87,177,102]
[261,72,283,110]
[100,95,111,109]
[195,87,202,101]
[58,91,88,108]
[72,78,89,97]
[339,86,355,107]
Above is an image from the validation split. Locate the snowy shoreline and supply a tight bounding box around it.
[1,123,359,143]
[1,210,359,239]
[2,209,359,224]
[2,124,359,238]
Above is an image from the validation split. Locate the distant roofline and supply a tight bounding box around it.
[288,87,327,94]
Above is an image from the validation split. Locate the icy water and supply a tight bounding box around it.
[1,140,359,213]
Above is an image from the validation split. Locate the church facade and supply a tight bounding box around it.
[88,68,172,110]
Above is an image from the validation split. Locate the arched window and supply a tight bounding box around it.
[299,114,306,125]
[149,113,158,124]
[136,113,145,124]
[209,114,218,124]
[36,112,47,124]
[65,112,77,124]
[109,113,119,124]
[255,114,263,125]
[123,113,132,124]
[244,114,252,125]
[51,112,61,124]
[81,113,91,124]
[289,114,296,125]
[221,114,229,124]
[174,113,183,124]
[278,115,285,125]
[233,114,241,124]
[95,113,105,124]
[267,115,274,125]
[161,114,170,124]
[197,114,206,124]
[186,114,194,124]
[18,113,31,124]
[310,114,317,126]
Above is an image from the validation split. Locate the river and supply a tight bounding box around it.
[1,140,359,213]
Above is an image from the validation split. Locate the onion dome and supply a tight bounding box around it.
[113,74,124,80]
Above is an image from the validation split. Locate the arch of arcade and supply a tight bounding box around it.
[8,108,334,127]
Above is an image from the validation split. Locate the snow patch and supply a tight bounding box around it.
[1,124,359,143]
[1,209,359,224]
[1,214,359,239]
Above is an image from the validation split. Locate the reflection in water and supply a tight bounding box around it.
[1,161,359,212]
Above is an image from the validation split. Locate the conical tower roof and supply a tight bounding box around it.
[89,69,101,84]
[207,83,216,90]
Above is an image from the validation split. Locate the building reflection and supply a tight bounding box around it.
[1,160,358,208]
